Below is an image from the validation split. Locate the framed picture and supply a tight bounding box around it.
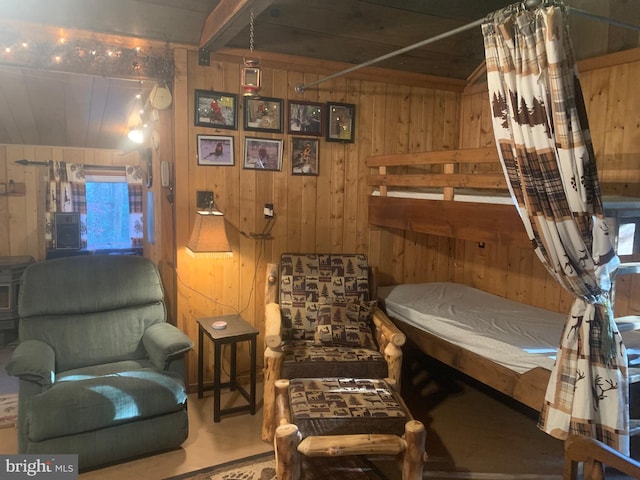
[194,89,238,130]
[287,101,323,136]
[291,137,319,176]
[197,134,235,166]
[243,137,283,171]
[244,96,283,133]
[326,102,356,143]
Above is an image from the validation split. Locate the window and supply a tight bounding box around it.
[618,221,638,256]
[605,203,640,261]
[85,171,132,250]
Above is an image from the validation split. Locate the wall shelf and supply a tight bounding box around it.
[0,182,25,196]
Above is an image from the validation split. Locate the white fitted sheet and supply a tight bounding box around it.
[378,282,640,374]
[371,188,514,204]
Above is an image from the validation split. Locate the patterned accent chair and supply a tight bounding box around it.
[262,253,406,442]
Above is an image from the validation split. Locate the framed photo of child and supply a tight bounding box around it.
[243,137,283,171]
[196,135,234,166]
[291,137,319,176]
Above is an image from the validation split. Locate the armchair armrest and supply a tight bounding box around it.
[371,307,405,387]
[564,434,640,479]
[143,322,194,370]
[265,302,284,349]
[5,340,55,387]
[372,307,405,347]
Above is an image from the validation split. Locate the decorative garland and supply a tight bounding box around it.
[0,32,174,87]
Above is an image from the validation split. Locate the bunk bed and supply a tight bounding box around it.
[367,147,640,412]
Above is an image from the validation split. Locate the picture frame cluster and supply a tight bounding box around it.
[194,89,356,175]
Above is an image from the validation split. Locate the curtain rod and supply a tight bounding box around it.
[295,1,640,94]
[14,159,125,171]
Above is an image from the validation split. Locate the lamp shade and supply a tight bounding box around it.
[186,211,231,256]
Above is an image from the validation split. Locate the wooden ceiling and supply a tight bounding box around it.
[0,0,638,150]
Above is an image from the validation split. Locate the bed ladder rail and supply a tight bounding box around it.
[366,147,506,200]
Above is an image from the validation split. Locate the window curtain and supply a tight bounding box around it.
[125,165,144,248]
[482,4,628,452]
[45,161,88,249]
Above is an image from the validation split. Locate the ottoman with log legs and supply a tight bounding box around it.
[274,377,426,480]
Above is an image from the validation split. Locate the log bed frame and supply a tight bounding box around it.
[366,147,639,414]
[367,147,531,249]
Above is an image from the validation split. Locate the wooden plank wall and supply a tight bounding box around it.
[375,51,640,318]
[2,48,638,387]
[174,49,464,388]
[0,145,139,259]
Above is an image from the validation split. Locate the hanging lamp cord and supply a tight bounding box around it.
[249,9,255,54]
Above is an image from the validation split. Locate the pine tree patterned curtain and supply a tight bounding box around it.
[482,4,628,452]
[45,161,88,249]
[125,165,144,248]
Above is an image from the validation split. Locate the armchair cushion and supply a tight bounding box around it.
[314,300,377,348]
[288,378,408,437]
[29,360,187,442]
[279,254,370,341]
[281,341,387,379]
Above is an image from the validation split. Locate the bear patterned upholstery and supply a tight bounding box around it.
[288,377,409,437]
[273,376,426,480]
[262,253,406,442]
[279,253,370,340]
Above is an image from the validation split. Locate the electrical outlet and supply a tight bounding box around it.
[264,203,274,218]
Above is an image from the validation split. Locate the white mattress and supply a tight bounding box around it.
[378,282,640,374]
[371,188,514,205]
[371,190,640,211]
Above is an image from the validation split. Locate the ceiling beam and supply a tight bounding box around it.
[199,0,274,50]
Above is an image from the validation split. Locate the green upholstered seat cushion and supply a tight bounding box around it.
[27,360,187,442]
[280,341,387,379]
[288,378,408,438]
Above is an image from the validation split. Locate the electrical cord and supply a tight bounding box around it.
[176,218,271,379]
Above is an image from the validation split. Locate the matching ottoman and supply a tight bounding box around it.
[274,377,426,480]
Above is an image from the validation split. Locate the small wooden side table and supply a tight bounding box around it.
[197,314,259,422]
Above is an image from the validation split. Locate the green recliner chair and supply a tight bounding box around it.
[6,255,193,470]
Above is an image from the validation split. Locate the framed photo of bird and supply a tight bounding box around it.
[194,89,238,130]
[197,135,235,166]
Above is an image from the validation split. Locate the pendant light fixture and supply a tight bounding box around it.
[241,9,261,97]
[127,61,146,144]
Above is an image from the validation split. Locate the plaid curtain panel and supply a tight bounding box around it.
[45,161,88,249]
[482,4,628,453]
[126,165,144,247]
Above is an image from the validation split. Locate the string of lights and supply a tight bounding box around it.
[0,31,174,86]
